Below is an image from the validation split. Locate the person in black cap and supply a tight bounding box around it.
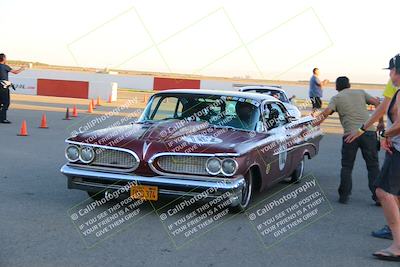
[372,54,400,262]
[0,53,25,123]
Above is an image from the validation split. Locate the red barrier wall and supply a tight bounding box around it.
[37,79,89,99]
[153,77,200,91]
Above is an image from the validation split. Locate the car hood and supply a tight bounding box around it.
[282,102,301,118]
[282,102,298,111]
[67,120,266,157]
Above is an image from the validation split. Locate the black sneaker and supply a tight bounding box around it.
[339,196,349,204]
[1,120,11,124]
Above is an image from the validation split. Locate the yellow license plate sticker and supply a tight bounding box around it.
[130,185,158,201]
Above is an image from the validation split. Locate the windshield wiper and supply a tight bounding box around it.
[159,117,179,121]
[211,124,250,132]
[136,120,154,124]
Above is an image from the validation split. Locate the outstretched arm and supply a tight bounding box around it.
[10,67,25,75]
[311,107,334,127]
[344,96,390,143]
[368,96,385,130]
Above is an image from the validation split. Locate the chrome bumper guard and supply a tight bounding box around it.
[60,165,245,206]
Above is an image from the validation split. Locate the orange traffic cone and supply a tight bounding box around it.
[108,95,112,103]
[17,120,28,136]
[91,99,96,109]
[96,96,101,106]
[39,113,48,128]
[72,105,78,117]
[88,102,93,113]
[63,107,71,120]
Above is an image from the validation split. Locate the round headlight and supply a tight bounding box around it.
[221,158,238,176]
[80,146,95,163]
[206,157,221,175]
[65,145,80,162]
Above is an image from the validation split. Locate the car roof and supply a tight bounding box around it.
[239,85,285,93]
[154,89,278,102]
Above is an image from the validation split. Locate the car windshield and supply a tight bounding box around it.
[245,89,288,103]
[139,94,261,131]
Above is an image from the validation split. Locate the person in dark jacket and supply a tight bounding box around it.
[0,53,25,123]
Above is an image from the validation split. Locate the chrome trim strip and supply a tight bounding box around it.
[61,164,245,190]
[65,140,140,172]
[272,142,317,156]
[148,152,239,179]
[67,163,137,174]
[73,180,226,199]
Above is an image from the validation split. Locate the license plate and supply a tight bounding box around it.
[130,185,158,201]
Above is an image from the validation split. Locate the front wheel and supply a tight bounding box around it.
[231,171,253,212]
[290,156,305,183]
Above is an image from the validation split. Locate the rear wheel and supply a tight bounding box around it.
[231,171,253,212]
[290,156,305,183]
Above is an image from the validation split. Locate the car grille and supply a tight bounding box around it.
[92,148,138,170]
[72,147,139,172]
[155,155,208,175]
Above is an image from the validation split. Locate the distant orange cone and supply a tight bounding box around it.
[39,113,48,128]
[92,99,96,109]
[63,107,71,120]
[72,105,78,117]
[108,95,112,103]
[17,120,28,136]
[88,102,93,113]
[96,96,101,106]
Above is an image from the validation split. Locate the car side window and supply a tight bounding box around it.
[149,97,181,120]
[264,102,289,130]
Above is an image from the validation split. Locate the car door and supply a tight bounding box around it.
[262,101,293,181]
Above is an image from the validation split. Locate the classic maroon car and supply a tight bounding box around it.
[61,89,322,211]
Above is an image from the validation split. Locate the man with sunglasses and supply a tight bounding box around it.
[346,54,400,261]
[345,57,400,246]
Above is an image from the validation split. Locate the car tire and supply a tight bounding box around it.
[231,171,253,212]
[290,156,305,183]
[87,191,104,201]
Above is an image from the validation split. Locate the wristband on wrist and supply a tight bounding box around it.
[358,124,366,134]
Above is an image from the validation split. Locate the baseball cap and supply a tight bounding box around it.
[384,54,400,70]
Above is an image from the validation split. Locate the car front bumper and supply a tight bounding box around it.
[60,164,245,206]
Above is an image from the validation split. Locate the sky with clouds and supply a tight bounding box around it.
[1,0,398,84]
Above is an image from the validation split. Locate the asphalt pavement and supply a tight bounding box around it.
[0,103,396,267]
